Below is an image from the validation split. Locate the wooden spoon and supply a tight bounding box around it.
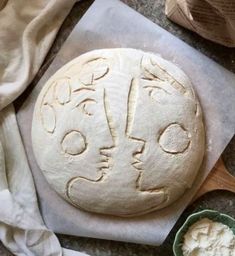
[193,157,235,202]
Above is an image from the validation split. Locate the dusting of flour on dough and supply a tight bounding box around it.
[32,48,205,216]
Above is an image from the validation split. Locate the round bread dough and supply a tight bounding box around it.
[32,48,205,217]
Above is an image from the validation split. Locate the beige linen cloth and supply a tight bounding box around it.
[165,0,235,47]
[0,0,89,255]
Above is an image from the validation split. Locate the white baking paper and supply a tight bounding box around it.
[17,0,235,246]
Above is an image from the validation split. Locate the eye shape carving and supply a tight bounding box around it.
[75,98,97,116]
[62,130,87,155]
[158,123,190,154]
[143,85,170,103]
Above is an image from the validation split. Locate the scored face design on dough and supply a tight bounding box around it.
[32,49,205,217]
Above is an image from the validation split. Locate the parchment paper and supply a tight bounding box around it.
[17,0,235,246]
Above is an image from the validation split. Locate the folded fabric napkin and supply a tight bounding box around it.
[0,0,89,255]
[165,0,235,47]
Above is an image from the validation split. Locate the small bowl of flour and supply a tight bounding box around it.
[173,210,235,256]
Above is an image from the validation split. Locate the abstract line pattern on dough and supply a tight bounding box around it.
[66,88,116,192]
[125,78,168,197]
[32,48,205,217]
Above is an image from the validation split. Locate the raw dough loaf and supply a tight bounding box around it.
[32,48,205,217]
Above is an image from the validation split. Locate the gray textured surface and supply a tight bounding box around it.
[10,0,235,256]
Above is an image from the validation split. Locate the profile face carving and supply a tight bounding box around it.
[32,49,205,217]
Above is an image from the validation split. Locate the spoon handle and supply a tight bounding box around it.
[193,158,235,202]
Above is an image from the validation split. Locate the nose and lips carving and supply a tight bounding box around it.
[98,147,114,174]
[126,78,168,197]
[91,81,146,180]
[131,138,145,171]
[97,88,116,176]
[67,76,167,213]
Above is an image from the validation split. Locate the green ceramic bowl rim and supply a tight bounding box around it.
[173,209,235,256]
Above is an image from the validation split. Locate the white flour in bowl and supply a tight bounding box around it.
[182,218,235,256]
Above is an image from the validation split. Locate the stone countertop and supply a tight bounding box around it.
[11,0,235,256]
